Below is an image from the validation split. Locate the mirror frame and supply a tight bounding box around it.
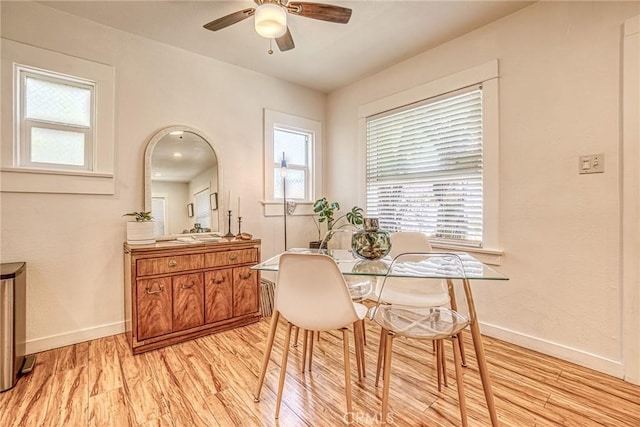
[144,125,224,237]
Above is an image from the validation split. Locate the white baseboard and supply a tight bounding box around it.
[480,321,624,378]
[25,321,125,354]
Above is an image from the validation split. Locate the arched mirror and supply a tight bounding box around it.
[144,126,222,237]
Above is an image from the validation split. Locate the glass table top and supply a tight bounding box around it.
[252,248,508,281]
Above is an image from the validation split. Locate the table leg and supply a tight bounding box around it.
[462,278,499,426]
[253,310,281,402]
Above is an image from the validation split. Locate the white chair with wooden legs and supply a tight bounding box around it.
[269,253,368,420]
[289,229,371,378]
[369,252,471,426]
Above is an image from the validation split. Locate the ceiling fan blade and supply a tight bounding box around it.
[276,27,295,52]
[288,2,352,24]
[203,8,255,31]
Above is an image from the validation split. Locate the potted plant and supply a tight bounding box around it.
[309,197,364,248]
[123,211,155,245]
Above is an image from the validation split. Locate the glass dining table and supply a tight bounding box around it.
[251,248,508,426]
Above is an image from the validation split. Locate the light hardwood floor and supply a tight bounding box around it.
[1,318,639,426]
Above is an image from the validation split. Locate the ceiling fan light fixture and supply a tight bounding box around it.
[254,3,287,39]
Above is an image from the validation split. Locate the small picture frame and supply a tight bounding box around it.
[187,203,194,218]
[210,192,218,210]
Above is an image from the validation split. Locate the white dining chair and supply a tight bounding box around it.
[369,252,470,426]
[271,252,368,420]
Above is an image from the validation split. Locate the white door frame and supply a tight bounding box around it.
[622,15,640,385]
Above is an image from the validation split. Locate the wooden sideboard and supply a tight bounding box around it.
[123,238,261,354]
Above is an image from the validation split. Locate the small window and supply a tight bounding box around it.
[262,109,322,215]
[17,65,95,171]
[273,128,311,200]
[194,188,211,229]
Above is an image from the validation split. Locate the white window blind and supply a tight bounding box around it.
[194,188,211,229]
[366,86,484,247]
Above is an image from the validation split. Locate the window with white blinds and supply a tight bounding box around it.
[366,86,484,247]
[194,188,211,229]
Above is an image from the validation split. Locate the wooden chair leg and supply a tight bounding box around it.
[441,340,448,388]
[354,320,366,380]
[381,331,395,425]
[358,321,366,378]
[458,330,468,367]
[293,326,300,347]
[375,328,387,387]
[452,335,468,427]
[342,328,354,421]
[254,310,280,402]
[361,319,367,346]
[275,323,293,419]
[302,329,309,372]
[308,331,315,371]
[436,340,442,392]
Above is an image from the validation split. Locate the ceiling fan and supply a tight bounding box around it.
[203,0,352,53]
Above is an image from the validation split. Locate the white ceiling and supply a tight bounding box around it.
[40,1,533,93]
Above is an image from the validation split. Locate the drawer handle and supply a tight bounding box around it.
[168,260,178,268]
[214,276,225,284]
[228,253,238,261]
[239,271,252,280]
[146,283,165,295]
[181,281,196,289]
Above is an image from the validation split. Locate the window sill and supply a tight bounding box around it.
[430,243,503,266]
[261,200,315,217]
[0,167,115,194]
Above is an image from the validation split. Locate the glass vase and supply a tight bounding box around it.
[351,218,391,260]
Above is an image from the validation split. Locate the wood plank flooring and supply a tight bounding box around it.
[1,318,639,426]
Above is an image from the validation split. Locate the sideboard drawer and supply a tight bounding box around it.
[137,254,204,276]
[204,248,258,268]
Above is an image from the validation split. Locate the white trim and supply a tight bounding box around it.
[25,321,124,354]
[1,38,115,194]
[263,109,323,215]
[621,15,640,385]
[480,322,624,379]
[261,200,315,217]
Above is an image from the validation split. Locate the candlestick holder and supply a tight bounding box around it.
[224,210,235,238]
[236,216,243,238]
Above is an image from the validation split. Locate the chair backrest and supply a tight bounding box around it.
[381,232,448,307]
[373,252,466,310]
[389,231,433,258]
[321,227,356,251]
[370,252,469,339]
[275,253,361,331]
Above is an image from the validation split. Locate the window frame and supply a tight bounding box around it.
[17,65,96,172]
[358,60,501,255]
[1,39,115,195]
[262,109,323,216]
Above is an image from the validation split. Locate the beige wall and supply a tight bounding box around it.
[326,1,639,378]
[0,1,325,352]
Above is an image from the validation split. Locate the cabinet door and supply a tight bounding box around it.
[172,273,204,332]
[137,277,172,341]
[204,269,233,323]
[233,267,259,317]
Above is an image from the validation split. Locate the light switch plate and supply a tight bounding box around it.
[579,153,604,174]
